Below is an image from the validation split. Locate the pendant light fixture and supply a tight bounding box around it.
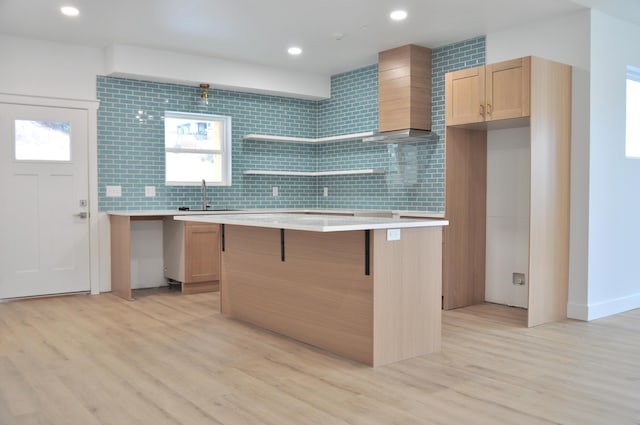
[199,83,210,107]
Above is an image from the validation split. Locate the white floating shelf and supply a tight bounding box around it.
[243,131,375,144]
[243,169,385,177]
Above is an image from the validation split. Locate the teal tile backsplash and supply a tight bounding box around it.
[314,36,485,211]
[97,36,485,212]
[317,64,378,136]
[98,80,318,210]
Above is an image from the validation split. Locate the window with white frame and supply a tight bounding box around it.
[164,111,232,185]
[626,65,640,158]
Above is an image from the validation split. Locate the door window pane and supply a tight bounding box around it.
[15,120,71,161]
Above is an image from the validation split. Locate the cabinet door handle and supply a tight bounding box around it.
[487,103,492,115]
[479,104,485,116]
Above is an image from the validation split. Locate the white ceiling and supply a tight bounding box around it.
[0,0,637,76]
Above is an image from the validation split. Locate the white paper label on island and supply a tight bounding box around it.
[387,228,401,241]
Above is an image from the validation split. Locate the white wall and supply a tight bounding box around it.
[0,35,104,100]
[486,10,592,319]
[587,11,640,319]
[106,45,331,100]
[486,11,591,67]
[485,127,530,308]
[0,35,331,101]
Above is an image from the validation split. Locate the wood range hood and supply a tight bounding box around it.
[363,44,436,143]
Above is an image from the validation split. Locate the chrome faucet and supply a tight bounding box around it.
[201,179,208,210]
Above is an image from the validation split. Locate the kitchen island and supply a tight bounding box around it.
[176,213,448,367]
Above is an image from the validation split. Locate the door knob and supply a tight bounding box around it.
[75,212,88,219]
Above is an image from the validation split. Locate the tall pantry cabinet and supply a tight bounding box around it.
[443,56,571,327]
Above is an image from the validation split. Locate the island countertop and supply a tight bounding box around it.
[107,208,445,219]
[174,213,448,232]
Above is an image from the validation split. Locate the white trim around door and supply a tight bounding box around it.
[0,92,100,296]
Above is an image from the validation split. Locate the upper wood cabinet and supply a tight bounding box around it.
[446,57,530,126]
[445,66,485,125]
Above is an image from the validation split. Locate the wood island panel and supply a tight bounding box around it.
[220,224,443,366]
[373,227,442,366]
[221,225,374,364]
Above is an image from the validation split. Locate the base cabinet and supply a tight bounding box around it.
[163,219,220,294]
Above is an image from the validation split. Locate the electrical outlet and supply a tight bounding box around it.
[272,186,279,197]
[323,187,328,197]
[106,185,121,197]
[512,272,526,285]
[145,186,156,197]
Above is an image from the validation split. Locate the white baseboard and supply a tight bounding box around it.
[567,302,588,321]
[569,293,640,321]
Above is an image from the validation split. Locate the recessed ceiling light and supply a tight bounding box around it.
[288,47,302,56]
[390,10,407,21]
[61,6,80,16]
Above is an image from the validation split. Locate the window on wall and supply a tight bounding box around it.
[626,65,640,158]
[164,111,232,185]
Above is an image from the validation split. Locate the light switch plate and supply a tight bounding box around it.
[272,186,279,197]
[387,228,401,241]
[145,186,156,197]
[323,187,328,197]
[106,185,122,197]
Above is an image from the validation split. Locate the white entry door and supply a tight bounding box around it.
[0,103,90,299]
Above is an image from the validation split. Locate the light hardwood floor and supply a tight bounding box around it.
[0,290,639,424]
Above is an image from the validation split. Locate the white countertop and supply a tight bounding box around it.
[174,213,448,232]
[107,209,234,217]
[107,208,446,219]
